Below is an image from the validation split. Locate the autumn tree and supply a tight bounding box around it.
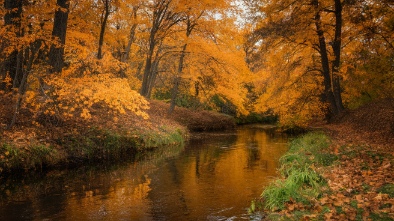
[120,1,141,62]
[246,0,350,124]
[312,0,344,115]
[168,13,199,113]
[246,0,394,125]
[97,0,119,59]
[340,0,394,107]
[159,10,250,116]
[0,1,56,128]
[0,0,254,128]
[140,0,184,98]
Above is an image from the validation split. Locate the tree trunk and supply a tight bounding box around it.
[48,0,70,73]
[313,0,339,117]
[146,58,160,98]
[140,0,181,98]
[121,6,139,62]
[98,0,110,59]
[8,45,38,129]
[140,50,154,97]
[169,43,187,113]
[168,16,197,113]
[1,0,23,91]
[331,0,345,112]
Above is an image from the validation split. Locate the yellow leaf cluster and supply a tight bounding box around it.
[24,74,149,120]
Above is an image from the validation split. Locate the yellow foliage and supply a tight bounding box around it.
[24,74,149,120]
[252,43,326,126]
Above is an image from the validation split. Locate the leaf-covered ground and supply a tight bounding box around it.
[318,99,394,220]
[270,99,394,220]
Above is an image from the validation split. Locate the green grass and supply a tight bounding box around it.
[377,184,394,198]
[1,125,186,173]
[370,213,394,221]
[258,132,336,213]
[58,126,185,161]
[0,143,59,172]
[136,126,186,149]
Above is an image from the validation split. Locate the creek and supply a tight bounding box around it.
[0,125,289,220]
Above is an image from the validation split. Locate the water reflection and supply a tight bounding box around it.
[0,126,288,220]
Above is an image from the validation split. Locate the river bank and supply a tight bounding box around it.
[0,99,235,174]
[0,125,288,220]
[256,99,394,220]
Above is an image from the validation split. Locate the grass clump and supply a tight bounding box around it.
[56,126,186,164]
[0,143,60,172]
[259,132,336,213]
[136,126,186,149]
[377,184,394,198]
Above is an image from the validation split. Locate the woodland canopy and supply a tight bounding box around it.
[0,0,393,128]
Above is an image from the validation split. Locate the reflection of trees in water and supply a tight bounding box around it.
[0,128,289,220]
[246,141,261,168]
[0,144,185,220]
[236,127,289,171]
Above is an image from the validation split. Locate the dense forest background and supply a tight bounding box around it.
[0,0,393,128]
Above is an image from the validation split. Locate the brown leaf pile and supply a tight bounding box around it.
[315,146,394,220]
[317,99,394,220]
[328,98,394,148]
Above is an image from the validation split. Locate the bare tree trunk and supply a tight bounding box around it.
[48,0,70,73]
[313,0,339,117]
[140,0,182,97]
[169,43,187,113]
[331,0,344,112]
[7,46,37,129]
[147,59,160,98]
[168,13,200,113]
[98,0,110,59]
[141,50,154,97]
[121,6,139,62]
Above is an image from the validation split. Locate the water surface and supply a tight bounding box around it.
[0,125,289,220]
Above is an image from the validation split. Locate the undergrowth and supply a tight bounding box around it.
[0,125,186,173]
[252,132,338,217]
[0,143,60,172]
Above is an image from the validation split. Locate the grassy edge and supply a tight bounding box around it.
[251,132,394,221]
[249,132,338,220]
[0,126,187,173]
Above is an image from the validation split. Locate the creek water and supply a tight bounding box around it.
[0,125,289,220]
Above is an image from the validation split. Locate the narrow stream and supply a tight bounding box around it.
[0,125,289,220]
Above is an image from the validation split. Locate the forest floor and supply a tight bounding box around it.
[317,99,394,220]
[265,99,394,220]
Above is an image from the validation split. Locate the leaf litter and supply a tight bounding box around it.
[270,99,394,220]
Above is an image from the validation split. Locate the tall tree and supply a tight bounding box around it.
[121,4,140,62]
[248,0,346,120]
[168,11,202,113]
[140,0,183,97]
[48,0,70,73]
[312,0,342,116]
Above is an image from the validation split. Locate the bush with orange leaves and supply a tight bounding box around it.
[23,73,149,122]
